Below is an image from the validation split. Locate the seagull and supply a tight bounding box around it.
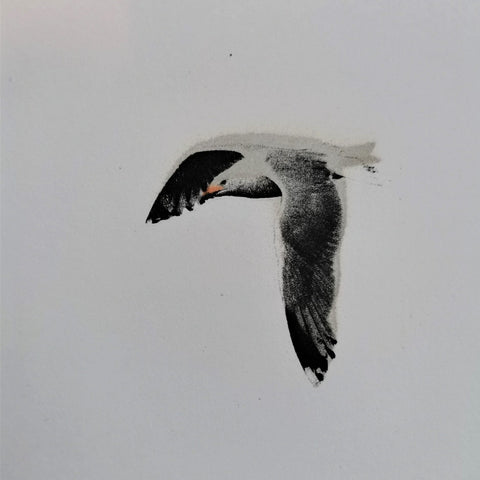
[146,134,378,385]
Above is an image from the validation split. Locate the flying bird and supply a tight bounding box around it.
[146,134,378,385]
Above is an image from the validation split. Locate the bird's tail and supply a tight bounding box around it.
[328,142,383,185]
[339,142,379,168]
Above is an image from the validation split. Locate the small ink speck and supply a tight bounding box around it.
[229,53,232,57]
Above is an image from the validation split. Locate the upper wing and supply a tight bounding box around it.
[146,150,243,223]
[269,150,344,384]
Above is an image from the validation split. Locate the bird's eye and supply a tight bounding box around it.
[220,180,227,185]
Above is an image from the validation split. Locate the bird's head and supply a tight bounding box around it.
[200,176,281,203]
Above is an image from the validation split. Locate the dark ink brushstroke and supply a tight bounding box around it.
[146,150,243,223]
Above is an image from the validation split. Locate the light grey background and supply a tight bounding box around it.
[2,1,479,479]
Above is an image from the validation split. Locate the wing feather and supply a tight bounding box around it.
[269,150,343,384]
[147,150,243,222]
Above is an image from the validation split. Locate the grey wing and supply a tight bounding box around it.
[270,150,344,384]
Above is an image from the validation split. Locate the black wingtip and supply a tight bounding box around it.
[146,204,174,223]
[285,307,335,385]
[145,212,159,224]
[146,213,168,224]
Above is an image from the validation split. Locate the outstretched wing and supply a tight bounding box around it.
[269,150,344,384]
[146,150,243,222]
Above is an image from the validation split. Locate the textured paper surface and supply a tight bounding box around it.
[2,2,479,478]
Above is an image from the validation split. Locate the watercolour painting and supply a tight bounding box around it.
[146,134,379,385]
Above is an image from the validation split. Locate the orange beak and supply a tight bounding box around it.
[202,184,224,196]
